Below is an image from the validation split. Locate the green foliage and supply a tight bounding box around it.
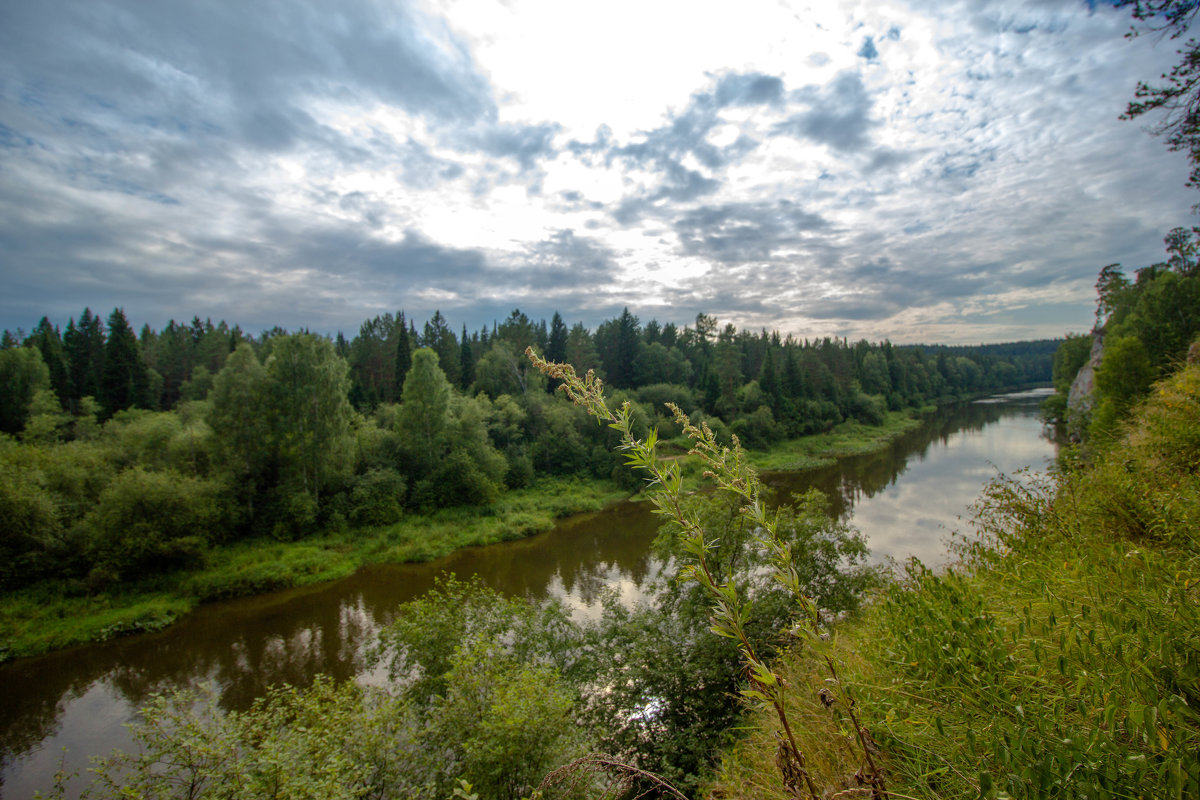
[101,308,151,417]
[1091,334,1156,440]
[262,333,354,505]
[86,678,403,800]
[0,444,64,590]
[208,342,272,489]
[529,349,887,799]
[21,388,72,444]
[430,448,498,506]
[425,644,577,800]
[1051,334,1092,395]
[348,467,406,526]
[397,348,453,478]
[473,341,546,398]
[713,361,1200,800]
[0,345,50,433]
[84,467,234,580]
[372,576,568,702]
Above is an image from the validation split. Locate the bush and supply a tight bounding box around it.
[503,445,534,489]
[0,459,64,589]
[83,467,234,579]
[729,405,777,449]
[433,448,500,507]
[349,467,406,526]
[266,488,318,541]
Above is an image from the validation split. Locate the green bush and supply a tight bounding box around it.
[349,467,406,526]
[83,467,234,580]
[433,448,500,507]
[0,458,64,589]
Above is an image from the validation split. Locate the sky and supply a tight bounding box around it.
[0,0,1195,344]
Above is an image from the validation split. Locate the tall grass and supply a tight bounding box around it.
[710,364,1200,799]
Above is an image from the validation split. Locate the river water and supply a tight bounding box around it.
[0,390,1056,798]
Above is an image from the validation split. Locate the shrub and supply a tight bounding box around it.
[349,467,406,526]
[83,467,233,579]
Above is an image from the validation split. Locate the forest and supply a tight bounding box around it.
[0,305,1052,599]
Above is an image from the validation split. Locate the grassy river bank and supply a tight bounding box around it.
[0,410,925,663]
[708,367,1200,799]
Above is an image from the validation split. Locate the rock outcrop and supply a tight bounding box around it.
[1066,332,1104,440]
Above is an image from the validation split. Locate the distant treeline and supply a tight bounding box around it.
[0,306,1053,593]
[2,308,1054,429]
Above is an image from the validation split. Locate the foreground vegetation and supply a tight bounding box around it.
[711,360,1200,798]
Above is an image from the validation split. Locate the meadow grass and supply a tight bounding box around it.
[707,365,1200,799]
[745,410,924,472]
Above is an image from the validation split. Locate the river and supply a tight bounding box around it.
[0,390,1056,798]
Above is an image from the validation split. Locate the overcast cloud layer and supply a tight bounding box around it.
[0,0,1194,342]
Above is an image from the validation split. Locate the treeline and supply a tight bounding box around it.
[1045,225,1200,440]
[0,306,1052,594]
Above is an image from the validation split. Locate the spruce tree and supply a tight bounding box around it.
[459,324,474,390]
[395,312,412,396]
[547,311,568,363]
[28,317,70,406]
[64,308,105,407]
[102,308,149,417]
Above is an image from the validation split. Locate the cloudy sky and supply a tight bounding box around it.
[0,0,1194,343]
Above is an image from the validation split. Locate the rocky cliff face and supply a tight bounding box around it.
[1066,333,1104,440]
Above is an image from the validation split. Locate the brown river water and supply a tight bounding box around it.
[0,390,1056,798]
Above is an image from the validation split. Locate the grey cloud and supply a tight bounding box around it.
[674,201,829,263]
[520,229,617,286]
[776,71,876,152]
[713,73,785,107]
[865,147,917,172]
[0,0,511,221]
[473,121,562,171]
[603,71,786,219]
[390,137,468,188]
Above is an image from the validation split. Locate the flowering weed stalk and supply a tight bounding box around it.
[526,349,887,800]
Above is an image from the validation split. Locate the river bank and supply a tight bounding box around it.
[707,369,1200,798]
[0,409,930,663]
[0,475,627,662]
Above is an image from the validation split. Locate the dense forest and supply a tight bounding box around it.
[0,305,1052,596]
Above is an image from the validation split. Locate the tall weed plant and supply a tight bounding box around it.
[527,348,889,799]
